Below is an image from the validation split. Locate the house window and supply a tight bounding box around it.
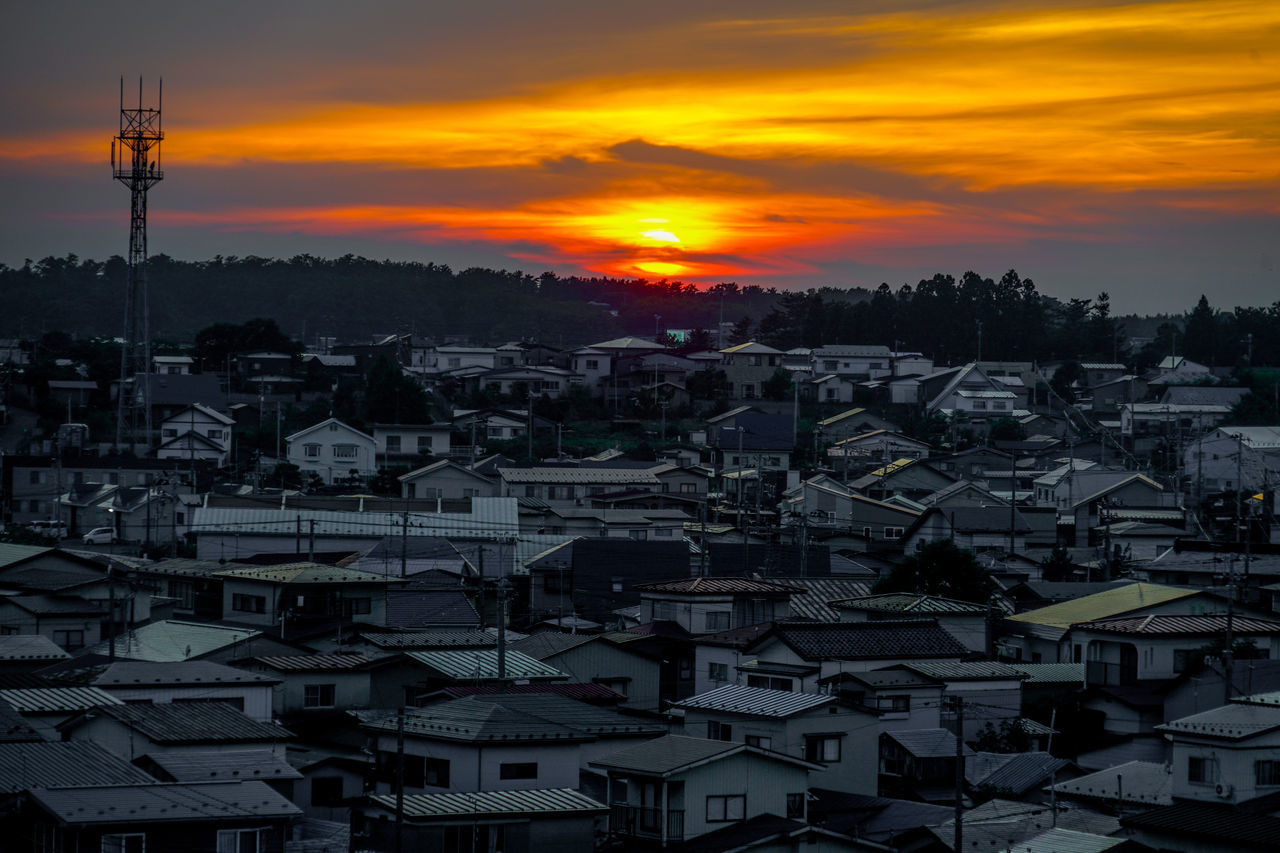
[1256,760,1280,787]
[745,735,771,750]
[417,436,432,452]
[102,835,146,853]
[786,793,805,819]
[525,486,538,498]
[746,675,792,691]
[232,594,267,614]
[304,444,320,458]
[443,826,505,853]
[972,400,987,410]
[861,527,873,539]
[805,735,842,763]
[215,828,266,853]
[425,757,451,787]
[53,630,84,651]
[208,429,223,440]
[708,720,733,741]
[1173,649,1196,673]
[162,428,177,438]
[878,695,911,713]
[629,530,648,541]
[333,444,357,460]
[1188,756,1216,784]
[708,662,729,682]
[705,611,730,631]
[586,359,599,370]
[680,482,696,493]
[706,794,746,822]
[653,601,675,620]
[499,762,537,780]
[883,526,904,540]
[386,436,401,452]
[311,776,344,806]
[304,684,336,708]
[343,597,372,616]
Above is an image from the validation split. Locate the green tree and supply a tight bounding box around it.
[762,368,793,401]
[1183,295,1220,366]
[873,540,995,603]
[988,417,1026,442]
[363,355,431,424]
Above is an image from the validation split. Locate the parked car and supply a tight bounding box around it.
[27,520,68,538]
[82,527,115,545]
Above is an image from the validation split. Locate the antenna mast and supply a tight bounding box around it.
[112,76,165,452]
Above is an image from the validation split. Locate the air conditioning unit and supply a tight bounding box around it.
[1215,782,1234,799]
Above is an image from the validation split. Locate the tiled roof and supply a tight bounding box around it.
[1120,801,1280,847]
[0,686,122,714]
[368,787,607,819]
[144,749,302,782]
[29,780,301,825]
[404,649,565,681]
[88,661,278,686]
[1050,760,1173,806]
[71,702,293,744]
[1006,583,1198,630]
[633,577,800,595]
[1073,615,1280,636]
[884,728,973,759]
[675,684,833,717]
[0,635,71,661]
[1156,702,1280,740]
[895,660,1029,681]
[251,653,374,672]
[830,593,986,614]
[0,741,154,792]
[768,578,873,621]
[762,620,969,661]
[85,620,262,662]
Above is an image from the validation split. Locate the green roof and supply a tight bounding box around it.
[1006,583,1197,630]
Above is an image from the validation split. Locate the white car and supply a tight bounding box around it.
[82,527,115,545]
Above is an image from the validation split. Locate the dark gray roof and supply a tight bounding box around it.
[143,749,302,782]
[969,752,1073,795]
[506,632,597,659]
[0,700,40,742]
[4,595,105,616]
[0,635,70,662]
[66,702,292,744]
[361,630,495,650]
[1120,801,1280,849]
[385,589,480,628]
[0,741,154,792]
[674,684,834,718]
[368,694,662,743]
[87,660,279,687]
[884,728,973,759]
[464,693,666,737]
[769,577,874,621]
[368,788,607,819]
[591,734,782,776]
[895,660,1030,681]
[29,780,300,825]
[760,620,969,661]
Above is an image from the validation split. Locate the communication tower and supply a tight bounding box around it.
[111,77,164,452]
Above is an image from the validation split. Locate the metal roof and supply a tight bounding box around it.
[361,630,495,650]
[1120,801,1280,848]
[29,780,301,825]
[144,749,303,782]
[634,577,800,595]
[895,661,1029,681]
[762,620,970,661]
[1072,614,1280,636]
[0,635,71,661]
[214,563,395,584]
[1051,760,1173,806]
[368,787,607,819]
[364,697,590,744]
[1004,828,1127,853]
[0,741,154,792]
[830,593,986,614]
[1006,583,1198,630]
[884,728,974,759]
[675,684,833,717]
[1156,702,1280,740]
[969,751,1072,796]
[499,467,660,485]
[69,702,293,744]
[85,620,262,662]
[768,578,873,621]
[251,653,374,672]
[590,734,819,776]
[190,498,521,539]
[1003,663,1084,684]
[0,543,54,568]
[0,686,122,714]
[88,661,278,686]
[404,649,565,681]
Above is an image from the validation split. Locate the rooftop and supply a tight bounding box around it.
[29,780,301,825]
[591,734,818,776]
[675,684,834,718]
[404,649,565,681]
[143,749,303,782]
[214,563,395,584]
[634,577,800,595]
[761,620,969,661]
[65,702,292,744]
[884,728,973,759]
[1006,583,1198,630]
[0,741,154,792]
[1156,702,1280,741]
[367,787,607,819]
[830,593,986,614]
[85,620,262,662]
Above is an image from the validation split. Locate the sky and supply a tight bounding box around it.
[1,0,1276,314]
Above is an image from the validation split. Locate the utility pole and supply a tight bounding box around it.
[394,708,406,853]
[308,519,315,562]
[952,696,965,853]
[1236,433,1244,543]
[400,509,409,578]
[1225,554,1236,705]
[497,575,508,684]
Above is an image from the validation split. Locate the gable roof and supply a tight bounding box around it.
[404,648,565,681]
[85,620,263,662]
[364,697,588,744]
[590,734,821,776]
[29,780,301,825]
[634,577,799,596]
[0,634,71,662]
[1050,760,1173,807]
[0,741,155,792]
[1119,801,1280,849]
[1156,702,1280,741]
[368,787,607,820]
[883,728,973,759]
[830,593,986,615]
[398,458,495,484]
[674,684,835,718]
[63,702,292,744]
[285,417,374,444]
[84,660,278,687]
[755,620,969,661]
[143,748,302,782]
[0,686,122,714]
[214,563,395,585]
[1006,583,1200,630]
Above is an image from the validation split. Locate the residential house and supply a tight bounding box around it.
[1145,355,1211,385]
[236,653,394,715]
[900,505,1032,555]
[815,408,903,445]
[156,403,234,466]
[59,701,293,761]
[355,788,609,853]
[719,341,785,400]
[849,459,955,503]
[214,562,397,629]
[1091,375,1149,413]
[472,364,579,399]
[1119,402,1231,442]
[829,431,931,467]
[0,686,123,740]
[0,594,105,651]
[285,418,377,485]
[879,660,1029,741]
[399,459,498,500]
[831,593,990,653]
[507,632,664,711]
[570,346,613,393]
[878,728,973,802]
[452,408,554,443]
[151,354,194,374]
[674,684,879,794]
[1079,363,1129,390]
[1157,696,1280,806]
[74,660,278,721]
[591,734,818,845]
[810,345,894,380]
[1183,426,1280,494]
[739,620,970,691]
[634,578,797,636]
[134,372,226,426]
[499,465,661,505]
[1,454,174,528]
[818,668,945,732]
[372,423,455,466]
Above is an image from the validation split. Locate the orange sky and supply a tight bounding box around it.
[1,0,1276,309]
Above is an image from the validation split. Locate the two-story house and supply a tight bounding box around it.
[719,341,784,400]
[285,418,376,485]
[156,403,234,466]
[634,578,797,636]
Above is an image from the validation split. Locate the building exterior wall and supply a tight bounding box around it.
[372,735,581,794]
[98,684,274,721]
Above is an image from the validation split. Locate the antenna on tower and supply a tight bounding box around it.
[112,76,165,453]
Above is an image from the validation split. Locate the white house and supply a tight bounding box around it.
[286,418,376,485]
[371,423,454,465]
[809,345,893,380]
[157,404,234,466]
[1156,696,1280,806]
[1183,426,1280,493]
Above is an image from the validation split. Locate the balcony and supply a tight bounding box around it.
[1087,660,1137,686]
[611,804,684,842]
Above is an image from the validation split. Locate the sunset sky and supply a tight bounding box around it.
[1,0,1276,312]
